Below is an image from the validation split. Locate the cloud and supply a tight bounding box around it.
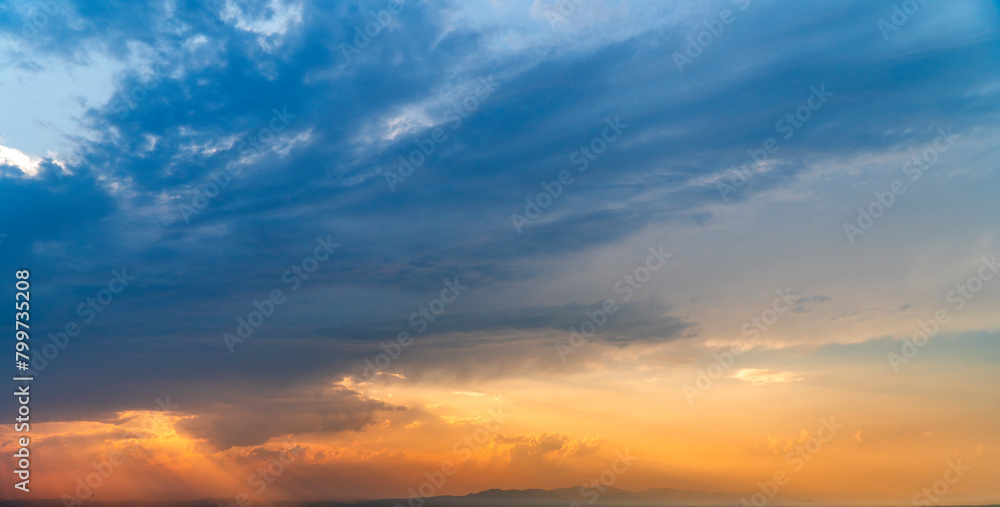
[0,6,998,497]
[174,386,398,449]
[487,432,605,468]
[732,368,804,386]
[792,294,832,314]
[0,144,46,176]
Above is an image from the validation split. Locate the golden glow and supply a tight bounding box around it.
[3,337,999,504]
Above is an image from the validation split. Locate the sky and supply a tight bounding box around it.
[1,0,1000,504]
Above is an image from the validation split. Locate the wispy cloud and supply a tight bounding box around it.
[732,368,804,386]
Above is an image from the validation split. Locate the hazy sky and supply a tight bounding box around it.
[1,0,999,503]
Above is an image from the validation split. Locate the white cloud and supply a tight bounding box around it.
[732,368,803,386]
[0,143,42,176]
[221,0,302,52]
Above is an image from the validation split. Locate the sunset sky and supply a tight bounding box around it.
[1,0,1000,504]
